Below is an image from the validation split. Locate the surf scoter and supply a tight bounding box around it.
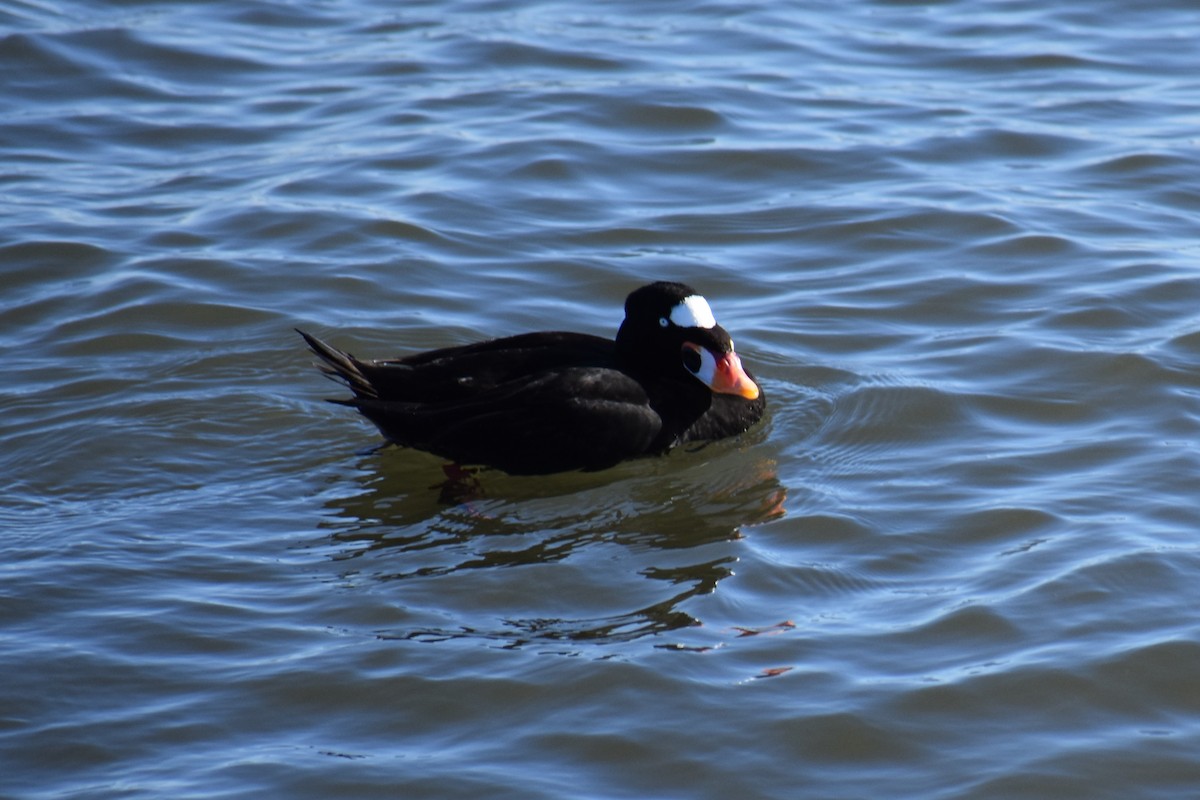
[298,281,765,475]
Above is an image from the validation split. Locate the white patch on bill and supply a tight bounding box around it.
[669,295,717,329]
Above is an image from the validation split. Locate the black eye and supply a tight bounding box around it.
[682,347,702,374]
[659,317,669,328]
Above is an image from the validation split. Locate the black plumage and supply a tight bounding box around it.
[299,281,765,475]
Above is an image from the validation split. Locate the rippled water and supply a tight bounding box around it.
[4,0,1200,797]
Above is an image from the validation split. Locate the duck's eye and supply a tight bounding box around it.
[682,346,702,374]
[659,317,669,328]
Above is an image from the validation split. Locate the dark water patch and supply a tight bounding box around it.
[1073,151,1200,214]
[442,37,630,74]
[1083,152,1193,179]
[951,505,1065,556]
[893,604,1024,659]
[815,383,973,451]
[903,128,1089,166]
[7,25,272,96]
[225,2,358,31]
[971,231,1083,259]
[1164,328,1200,364]
[604,100,728,135]
[1,239,120,285]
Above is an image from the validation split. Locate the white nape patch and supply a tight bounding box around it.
[668,295,717,329]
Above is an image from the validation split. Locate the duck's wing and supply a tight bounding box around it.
[350,366,664,475]
[298,330,663,474]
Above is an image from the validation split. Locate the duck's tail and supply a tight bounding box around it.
[296,329,378,400]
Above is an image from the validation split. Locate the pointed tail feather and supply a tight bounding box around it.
[296,329,378,398]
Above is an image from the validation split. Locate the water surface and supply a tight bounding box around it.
[3,1,1200,798]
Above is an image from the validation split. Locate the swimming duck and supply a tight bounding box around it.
[298,281,765,475]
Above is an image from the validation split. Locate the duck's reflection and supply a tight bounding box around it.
[320,436,786,649]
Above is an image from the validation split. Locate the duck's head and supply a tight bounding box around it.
[617,281,760,401]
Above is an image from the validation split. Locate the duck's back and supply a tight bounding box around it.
[360,331,616,403]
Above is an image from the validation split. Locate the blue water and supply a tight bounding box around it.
[4,1,1200,797]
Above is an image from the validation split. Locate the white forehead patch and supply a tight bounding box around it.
[669,295,717,329]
